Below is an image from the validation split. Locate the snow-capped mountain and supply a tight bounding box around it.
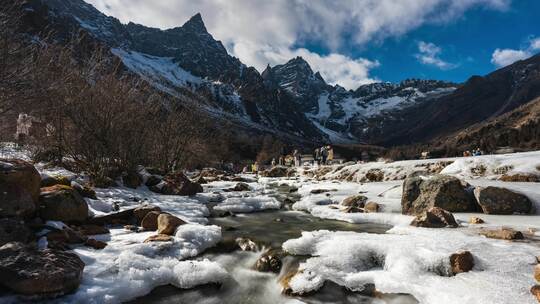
[16,0,540,147]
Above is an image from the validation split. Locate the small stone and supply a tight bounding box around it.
[469,217,485,224]
[450,250,474,275]
[144,234,173,243]
[85,238,107,249]
[534,264,540,283]
[364,201,379,213]
[157,214,186,235]
[480,228,524,240]
[124,225,139,232]
[231,182,250,191]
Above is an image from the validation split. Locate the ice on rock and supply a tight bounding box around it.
[283,228,540,304]
[214,195,281,213]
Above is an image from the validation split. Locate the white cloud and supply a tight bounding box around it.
[491,36,540,67]
[415,41,456,70]
[85,0,510,88]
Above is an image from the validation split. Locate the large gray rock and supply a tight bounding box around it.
[0,242,84,297]
[473,186,532,214]
[402,175,476,215]
[39,185,89,222]
[0,159,41,218]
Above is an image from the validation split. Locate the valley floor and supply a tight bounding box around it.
[1,144,539,304]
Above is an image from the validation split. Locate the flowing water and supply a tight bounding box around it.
[129,210,418,304]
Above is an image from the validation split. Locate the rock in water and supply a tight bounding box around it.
[157,214,185,235]
[0,242,84,297]
[402,175,476,215]
[0,159,41,218]
[473,186,532,214]
[39,185,89,222]
[410,207,459,228]
[0,218,33,247]
[450,251,474,275]
[254,249,283,273]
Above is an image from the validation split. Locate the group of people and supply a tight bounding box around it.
[313,145,334,166]
[463,148,483,157]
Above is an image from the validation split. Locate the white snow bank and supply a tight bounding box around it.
[441,151,540,179]
[283,228,539,304]
[63,224,226,303]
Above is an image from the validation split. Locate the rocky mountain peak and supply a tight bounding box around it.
[181,13,207,33]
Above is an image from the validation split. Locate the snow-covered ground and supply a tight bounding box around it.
[1,146,539,303]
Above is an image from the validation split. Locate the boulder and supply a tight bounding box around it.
[122,171,142,189]
[531,285,540,303]
[41,175,71,187]
[145,175,162,187]
[133,204,161,224]
[499,173,540,182]
[364,201,379,213]
[46,227,87,245]
[0,159,41,218]
[157,214,185,235]
[469,217,485,224]
[480,228,524,240]
[230,182,250,192]
[410,207,459,228]
[473,187,532,215]
[71,182,97,200]
[39,185,89,222]
[402,175,476,215]
[341,195,367,207]
[254,249,283,273]
[144,234,173,243]
[0,218,32,247]
[450,251,474,275]
[141,211,161,231]
[84,238,107,249]
[0,242,84,297]
[150,172,203,196]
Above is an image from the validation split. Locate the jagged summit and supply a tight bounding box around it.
[182,12,207,32]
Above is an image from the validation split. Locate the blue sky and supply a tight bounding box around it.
[88,0,540,89]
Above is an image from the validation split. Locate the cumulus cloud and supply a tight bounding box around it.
[415,41,456,70]
[85,0,510,88]
[491,36,540,67]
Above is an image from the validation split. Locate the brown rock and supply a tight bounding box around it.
[499,173,540,182]
[0,218,33,247]
[72,183,97,200]
[254,249,283,273]
[469,217,485,224]
[144,234,173,243]
[480,228,524,240]
[88,208,135,225]
[141,211,161,231]
[150,172,203,196]
[450,251,474,275]
[341,195,367,207]
[534,264,540,283]
[72,224,109,236]
[410,207,459,228]
[474,186,532,215]
[41,175,71,187]
[133,204,161,224]
[85,238,107,249]
[39,185,89,222]
[0,242,84,297]
[365,169,384,182]
[0,158,41,218]
[531,285,540,303]
[364,201,379,213]
[230,182,250,192]
[157,214,185,235]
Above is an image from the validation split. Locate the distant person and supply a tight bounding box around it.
[327,146,334,164]
[314,148,321,166]
[293,149,302,167]
[278,156,284,166]
[320,146,328,165]
[271,158,276,167]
